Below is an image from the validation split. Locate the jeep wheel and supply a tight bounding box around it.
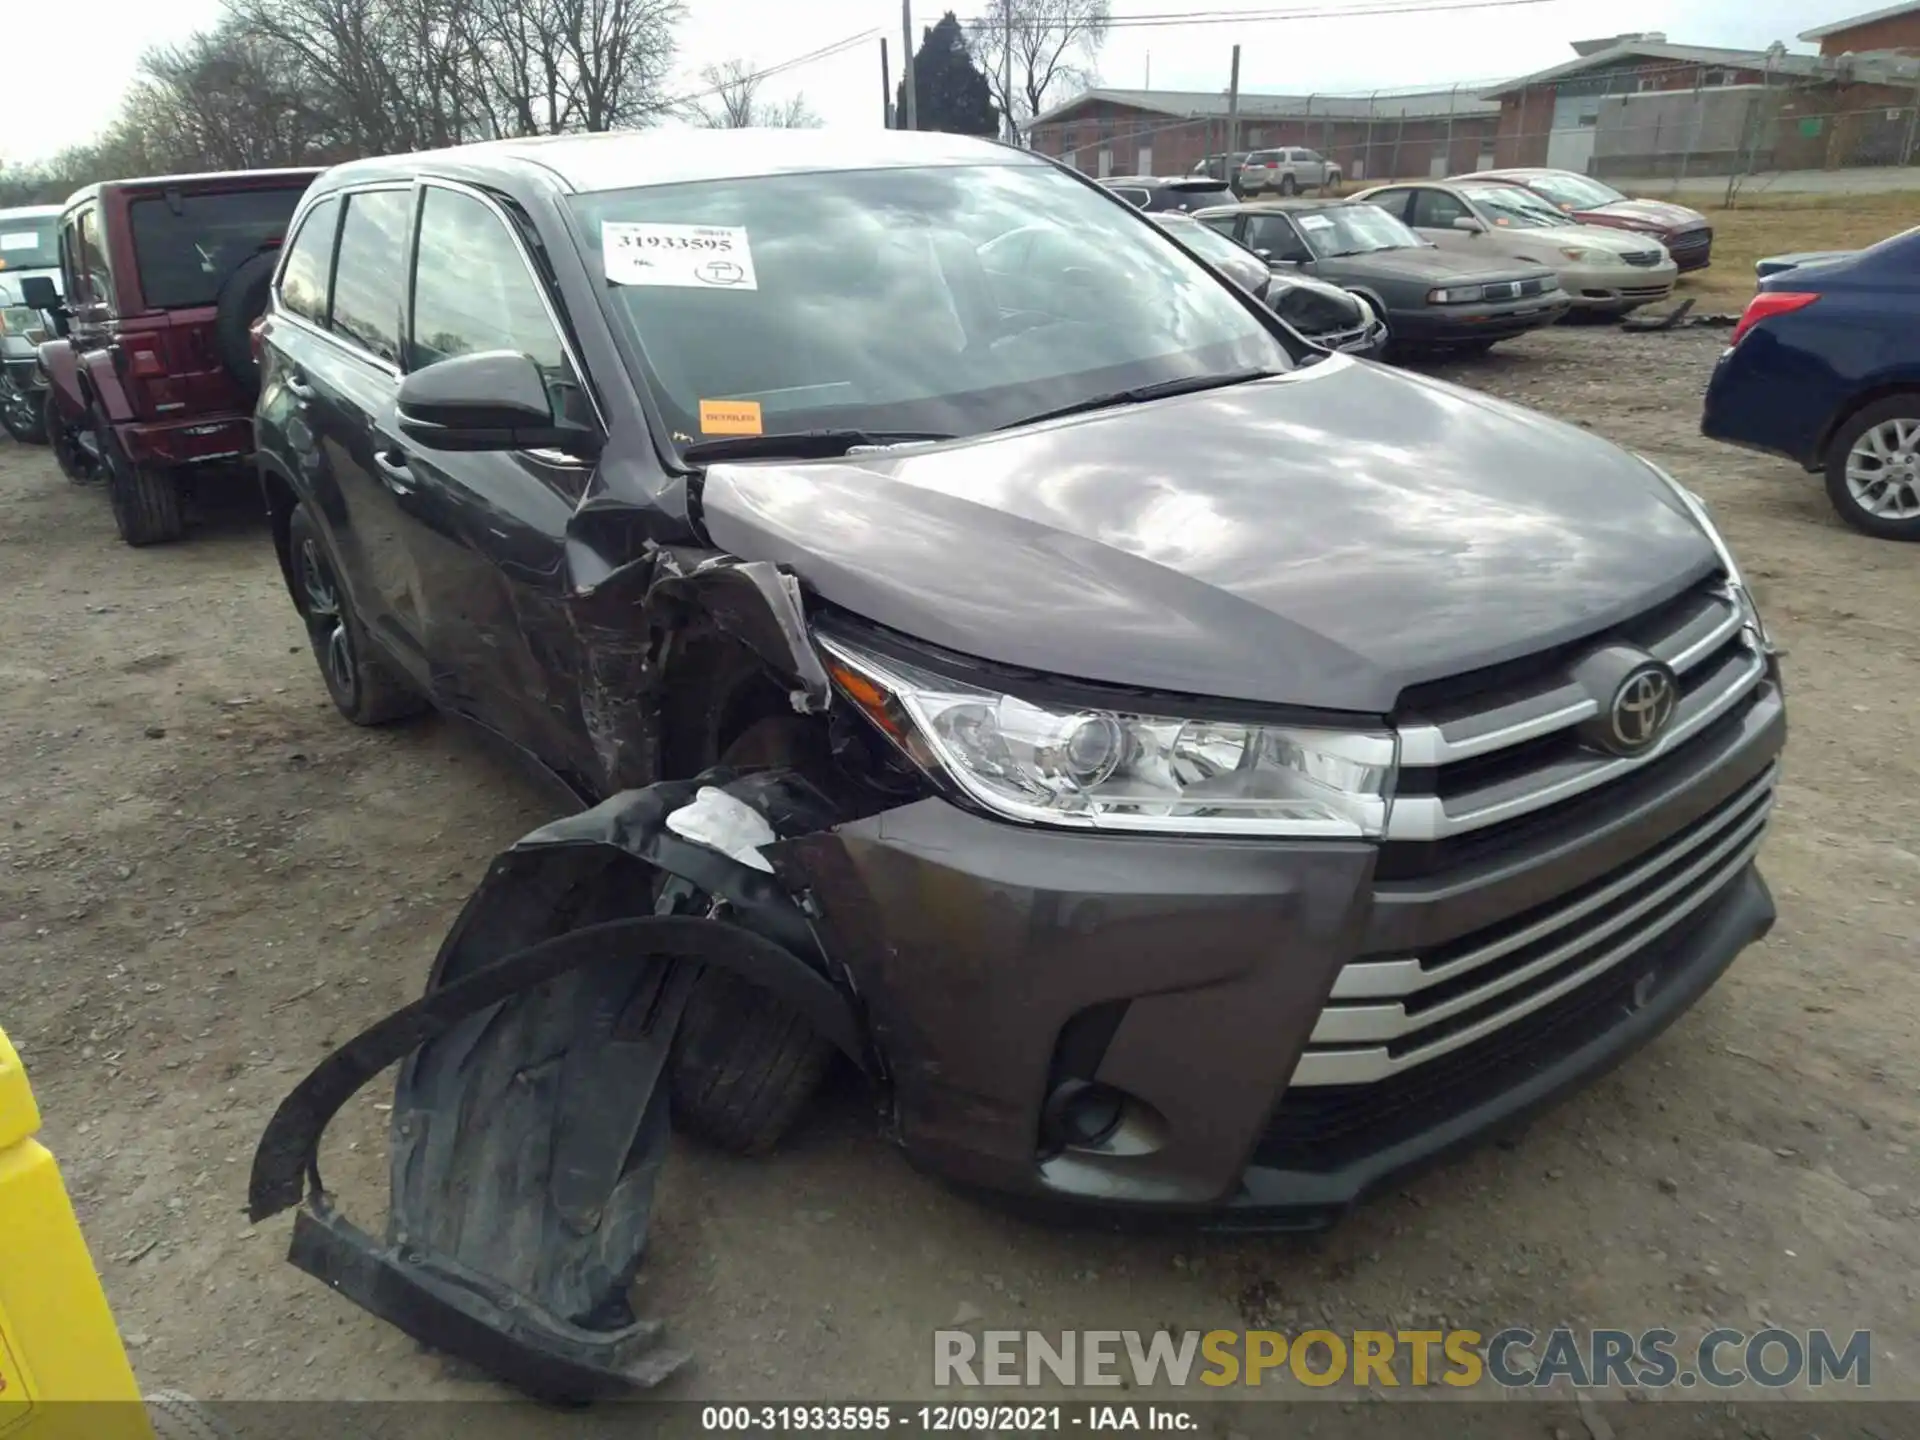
[1279,174,1298,196]
[1825,398,1920,542]
[47,391,98,482]
[288,503,426,723]
[0,375,46,445]
[98,420,184,545]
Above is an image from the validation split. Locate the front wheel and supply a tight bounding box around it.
[1278,174,1298,196]
[46,390,98,482]
[0,375,47,444]
[1825,398,1920,541]
[287,502,426,723]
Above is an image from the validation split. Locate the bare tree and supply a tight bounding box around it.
[967,0,1109,135]
[688,58,822,129]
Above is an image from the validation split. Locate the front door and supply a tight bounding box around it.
[287,184,434,683]
[1406,186,1480,253]
[388,182,600,785]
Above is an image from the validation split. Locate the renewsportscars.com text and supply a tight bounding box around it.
[933,1327,1872,1391]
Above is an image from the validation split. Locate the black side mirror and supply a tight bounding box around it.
[18,275,61,312]
[397,350,601,458]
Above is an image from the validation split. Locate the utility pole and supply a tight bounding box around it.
[1226,44,1241,157]
[901,0,918,131]
[1002,0,1015,145]
[881,38,893,128]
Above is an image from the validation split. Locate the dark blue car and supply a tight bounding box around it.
[1701,223,1920,541]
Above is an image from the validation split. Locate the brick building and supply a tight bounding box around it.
[1801,0,1920,56]
[1022,87,1501,182]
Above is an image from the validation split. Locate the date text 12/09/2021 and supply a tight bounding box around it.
[700,1406,1192,1433]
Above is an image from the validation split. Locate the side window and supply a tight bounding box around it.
[1200,215,1240,240]
[329,188,412,365]
[278,197,340,325]
[1363,188,1414,221]
[1246,215,1311,262]
[410,187,586,427]
[1410,189,1472,228]
[1110,187,1150,209]
[76,207,113,310]
[1300,150,1323,164]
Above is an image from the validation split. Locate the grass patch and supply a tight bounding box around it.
[1676,189,1920,313]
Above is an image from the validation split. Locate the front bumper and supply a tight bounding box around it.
[1388,295,1569,343]
[800,676,1784,1221]
[1559,259,1679,310]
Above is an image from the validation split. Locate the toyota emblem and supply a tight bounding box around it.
[1607,665,1677,755]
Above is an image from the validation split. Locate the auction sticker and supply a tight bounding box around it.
[699,398,764,436]
[604,222,757,290]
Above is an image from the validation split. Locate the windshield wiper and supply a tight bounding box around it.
[995,368,1283,432]
[681,429,956,464]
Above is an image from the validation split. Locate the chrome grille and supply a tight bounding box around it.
[1389,583,1761,841]
[1292,764,1776,1086]
[1621,250,1663,267]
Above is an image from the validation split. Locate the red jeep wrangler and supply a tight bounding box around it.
[39,168,319,545]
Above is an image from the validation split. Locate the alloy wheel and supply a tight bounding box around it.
[297,534,358,707]
[1844,417,1920,522]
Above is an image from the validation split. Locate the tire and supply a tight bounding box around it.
[99,419,185,546]
[287,502,427,723]
[144,1393,236,1440]
[47,389,98,482]
[215,250,278,395]
[1823,396,1920,542]
[1278,174,1298,196]
[0,376,47,444]
[668,964,834,1155]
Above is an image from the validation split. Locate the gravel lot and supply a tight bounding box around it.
[2,325,1916,1408]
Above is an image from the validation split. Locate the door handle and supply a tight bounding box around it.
[374,448,414,493]
[283,373,315,401]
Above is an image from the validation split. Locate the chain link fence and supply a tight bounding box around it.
[1030,66,1920,202]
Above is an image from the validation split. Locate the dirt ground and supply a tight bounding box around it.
[2,326,1916,1410]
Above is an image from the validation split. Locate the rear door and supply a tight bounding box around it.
[387,181,601,782]
[274,184,433,683]
[121,185,308,421]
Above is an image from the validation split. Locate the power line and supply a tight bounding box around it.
[960,0,1565,29]
[660,29,880,111]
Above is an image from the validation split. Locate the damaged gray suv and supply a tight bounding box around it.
[247,130,1786,1400]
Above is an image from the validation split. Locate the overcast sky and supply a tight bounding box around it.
[4,0,1868,166]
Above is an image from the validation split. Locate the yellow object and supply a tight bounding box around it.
[0,1028,153,1439]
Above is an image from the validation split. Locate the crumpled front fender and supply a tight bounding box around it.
[249,769,862,1401]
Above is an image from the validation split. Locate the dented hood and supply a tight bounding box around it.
[697,359,1718,714]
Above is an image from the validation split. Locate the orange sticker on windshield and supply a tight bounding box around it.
[699,399,763,436]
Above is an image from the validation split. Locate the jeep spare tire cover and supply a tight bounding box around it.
[216,250,279,394]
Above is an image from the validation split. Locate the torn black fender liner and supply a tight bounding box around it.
[248,771,867,1402]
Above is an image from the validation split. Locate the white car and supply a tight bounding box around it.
[1239,148,1341,197]
[1350,180,1677,316]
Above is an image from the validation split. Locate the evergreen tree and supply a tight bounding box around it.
[897,12,1000,137]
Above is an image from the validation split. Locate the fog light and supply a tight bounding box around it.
[1042,1079,1125,1151]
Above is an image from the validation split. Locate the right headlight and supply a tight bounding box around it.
[819,636,1396,838]
[1641,457,1772,650]
[1428,285,1485,304]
